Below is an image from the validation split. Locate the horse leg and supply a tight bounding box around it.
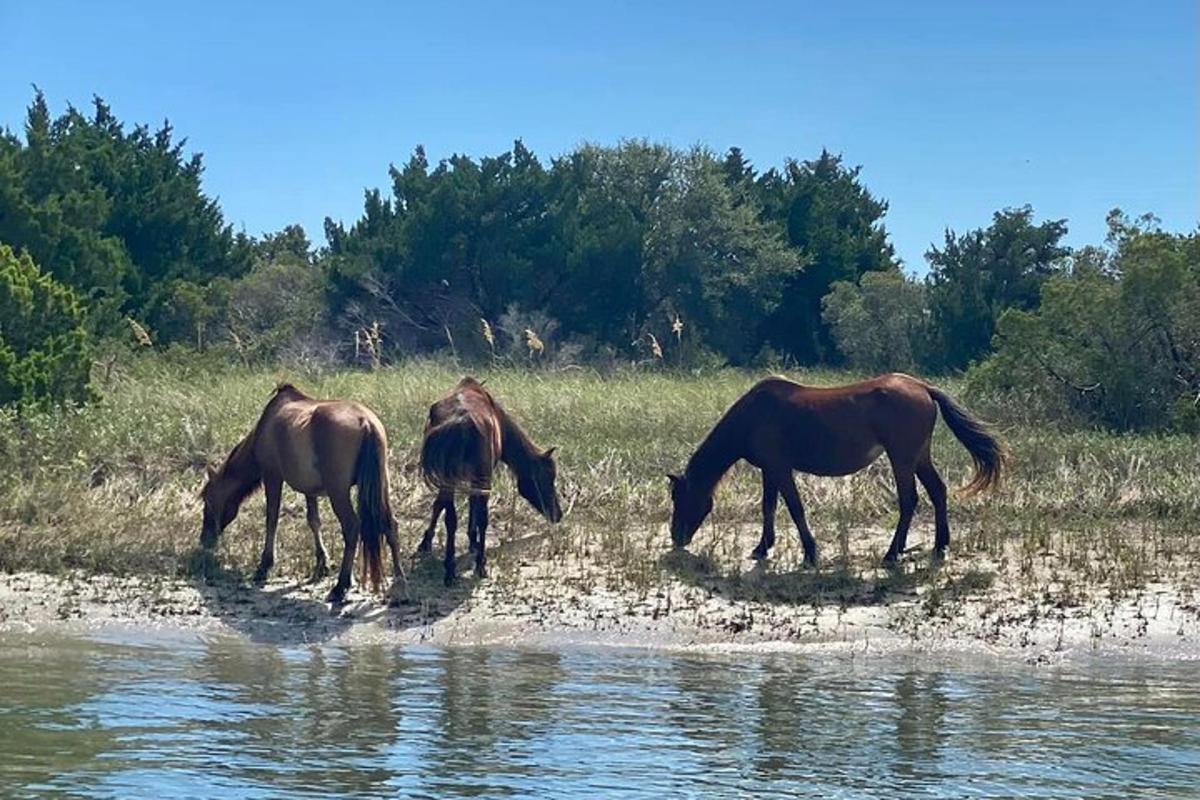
[470,494,489,578]
[306,494,329,582]
[776,472,818,566]
[883,462,918,567]
[254,475,283,584]
[382,522,409,603]
[466,493,480,553]
[327,488,360,605]
[443,495,459,586]
[417,491,451,555]
[751,472,778,560]
[917,459,950,561]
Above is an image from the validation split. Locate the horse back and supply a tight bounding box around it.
[257,395,382,494]
[743,374,937,475]
[421,379,503,490]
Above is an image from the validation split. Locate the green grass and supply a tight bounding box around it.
[1,356,1197,611]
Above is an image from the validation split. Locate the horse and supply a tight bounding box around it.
[199,383,407,605]
[667,373,1008,566]
[417,377,563,586]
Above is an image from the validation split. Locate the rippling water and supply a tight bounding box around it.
[1,631,1197,798]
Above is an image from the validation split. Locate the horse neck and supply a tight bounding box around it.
[498,408,541,476]
[685,410,744,498]
[222,433,262,495]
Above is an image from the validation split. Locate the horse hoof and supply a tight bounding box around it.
[443,571,456,587]
[932,548,948,564]
[309,565,329,584]
[252,568,270,585]
[474,565,487,579]
[327,587,347,605]
[750,547,768,561]
[387,583,412,607]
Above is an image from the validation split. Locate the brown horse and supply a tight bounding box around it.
[668,373,1008,565]
[417,377,563,585]
[199,383,407,604]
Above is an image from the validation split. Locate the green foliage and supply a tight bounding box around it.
[756,150,898,363]
[0,243,91,405]
[641,147,802,363]
[821,269,930,372]
[0,91,252,342]
[225,254,329,365]
[926,206,1070,370]
[969,212,1200,431]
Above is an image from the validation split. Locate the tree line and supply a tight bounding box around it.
[2,93,1196,430]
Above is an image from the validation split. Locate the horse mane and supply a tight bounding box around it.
[684,383,764,493]
[272,382,309,400]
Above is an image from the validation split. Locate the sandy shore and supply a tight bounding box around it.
[3,531,1198,663]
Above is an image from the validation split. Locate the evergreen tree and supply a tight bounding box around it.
[0,243,91,405]
[926,206,1069,370]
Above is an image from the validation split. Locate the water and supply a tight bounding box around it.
[0,632,1197,798]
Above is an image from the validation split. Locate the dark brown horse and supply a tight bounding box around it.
[199,383,407,604]
[668,373,1008,565]
[417,377,563,585]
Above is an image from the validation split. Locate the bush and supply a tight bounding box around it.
[821,269,931,373]
[968,213,1199,431]
[0,243,91,405]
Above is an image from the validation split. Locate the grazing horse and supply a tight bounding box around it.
[199,383,407,604]
[667,374,1008,565]
[417,377,563,585]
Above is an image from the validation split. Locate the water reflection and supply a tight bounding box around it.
[0,634,1198,799]
[891,671,949,786]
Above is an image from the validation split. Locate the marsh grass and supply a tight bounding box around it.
[1,357,1197,616]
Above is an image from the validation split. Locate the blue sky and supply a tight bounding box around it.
[2,1,1195,270]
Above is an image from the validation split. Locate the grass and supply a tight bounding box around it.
[1,355,1197,624]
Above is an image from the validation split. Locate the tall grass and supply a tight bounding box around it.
[1,357,1196,605]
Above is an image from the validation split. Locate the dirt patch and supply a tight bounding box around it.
[3,522,1198,663]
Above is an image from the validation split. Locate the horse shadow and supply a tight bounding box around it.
[659,548,963,609]
[184,546,477,646]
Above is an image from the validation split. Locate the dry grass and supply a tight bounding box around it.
[1,356,1197,623]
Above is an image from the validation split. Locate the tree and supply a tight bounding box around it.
[0,91,253,342]
[822,269,930,372]
[757,150,898,363]
[969,212,1200,430]
[641,147,802,362]
[0,243,91,406]
[926,206,1069,370]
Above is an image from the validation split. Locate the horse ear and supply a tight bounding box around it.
[666,472,682,486]
[544,446,556,458]
[204,463,217,480]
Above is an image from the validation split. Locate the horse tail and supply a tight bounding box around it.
[926,385,1010,496]
[354,424,390,591]
[420,413,491,494]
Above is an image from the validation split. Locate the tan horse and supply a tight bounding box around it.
[199,383,406,604]
[668,373,1008,565]
[417,377,563,585]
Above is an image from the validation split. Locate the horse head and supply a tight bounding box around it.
[199,462,256,548]
[517,446,563,523]
[667,472,713,548]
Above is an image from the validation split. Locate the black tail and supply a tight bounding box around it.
[927,385,1009,496]
[354,426,390,590]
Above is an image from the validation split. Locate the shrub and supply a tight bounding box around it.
[0,243,91,405]
[968,213,1199,431]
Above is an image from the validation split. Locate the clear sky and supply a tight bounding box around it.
[2,1,1195,270]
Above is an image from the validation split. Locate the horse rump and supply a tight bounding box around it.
[420,412,494,494]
